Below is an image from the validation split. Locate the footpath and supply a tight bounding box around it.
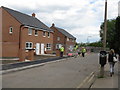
[91,61,120,89]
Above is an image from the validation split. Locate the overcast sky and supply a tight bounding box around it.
[0,0,119,43]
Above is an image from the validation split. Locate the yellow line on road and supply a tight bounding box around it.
[77,72,94,88]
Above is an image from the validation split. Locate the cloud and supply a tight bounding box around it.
[0,0,119,43]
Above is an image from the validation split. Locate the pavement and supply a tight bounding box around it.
[90,61,120,89]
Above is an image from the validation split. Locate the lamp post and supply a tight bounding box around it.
[87,36,92,43]
[103,0,107,51]
[99,0,108,78]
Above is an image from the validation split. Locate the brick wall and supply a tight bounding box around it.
[2,8,21,57]
[20,27,53,55]
[51,26,76,55]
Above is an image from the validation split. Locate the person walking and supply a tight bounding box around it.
[108,49,117,77]
[81,47,86,57]
[60,46,64,57]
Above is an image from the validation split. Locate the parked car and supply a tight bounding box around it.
[67,51,78,57]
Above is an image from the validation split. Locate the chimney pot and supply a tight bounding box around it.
[52,23,55,27]
[32,13,35,17]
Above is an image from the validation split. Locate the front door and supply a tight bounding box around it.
[36,43,40,55]
[41,43,44,54]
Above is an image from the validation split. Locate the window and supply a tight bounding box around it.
[35,30,38,36]
[67,37,69,41]
[46,43,51,50]
[28,28,32,35]
[57,37,60,41]
[43,31,46,37]
[48,32,50,38]
[72,39,75,42]
[25,42,33,49]
[56,44,62,49]
[9,27,13,34]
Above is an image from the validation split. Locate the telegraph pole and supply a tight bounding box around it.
[99,0,108,78]
[103,0,107,50]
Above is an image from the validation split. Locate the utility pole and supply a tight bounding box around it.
[103,0,107,51]
[99,0,108,78]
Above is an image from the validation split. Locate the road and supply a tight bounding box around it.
[2,53,99,88]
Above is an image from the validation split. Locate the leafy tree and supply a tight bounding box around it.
[100,19,116,48]
[114,16,120,52]
[78,43,87,47]
[87,41,103,47]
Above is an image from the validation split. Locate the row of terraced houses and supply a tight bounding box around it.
[0,6,76,61]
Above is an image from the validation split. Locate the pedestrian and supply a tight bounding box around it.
[60,46,64,57]
[108,49,117,77]
[78,49,81,56]
[81,47,86,57]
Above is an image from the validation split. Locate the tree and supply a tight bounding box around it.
[100,19,116,49]
[114,16,120,52]
[87,41,103,47]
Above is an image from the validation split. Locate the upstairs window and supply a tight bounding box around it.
[57,37,60,41]
[28,28,32,35]
[72,39,75,42]
[25,42,33,49]
[48,32,50,38]
[43,31,46,37]
[9,27,13,34]
[67,37,69,41]
[35,30,38,36]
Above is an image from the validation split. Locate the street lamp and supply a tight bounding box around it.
[103,0,107,50]
[99,0,107,78]
[87,36,92,43]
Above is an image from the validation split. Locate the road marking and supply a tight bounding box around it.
[77,72,95,88]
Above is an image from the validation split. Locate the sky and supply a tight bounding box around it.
[0,0,119,43]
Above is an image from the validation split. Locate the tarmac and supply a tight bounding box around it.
[1,55,120,89]
[0,56,74,74]
[90,61,120,89]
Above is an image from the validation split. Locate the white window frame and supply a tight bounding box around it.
[25,42,33,49]
[9,27,13,34]
[43,31,46,37]
[46,43,51,50]
[72,39,74,42]
[67,37,69,41]
[34,30,38,36]
[48,32,50,38]
[57,37,60,41]
[56,44,62,49]
[28,28,32,35]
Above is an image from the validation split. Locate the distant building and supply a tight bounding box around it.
[50,23,76,55]
[118,1,120,16]
[0,6,53,61]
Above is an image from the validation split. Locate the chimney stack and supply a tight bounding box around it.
[32,13,35,17]
[52,23,55,27]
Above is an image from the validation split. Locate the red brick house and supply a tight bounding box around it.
[0,6,53,61]
[50,23,76,55]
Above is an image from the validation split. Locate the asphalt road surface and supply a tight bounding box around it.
[2,53,99,88]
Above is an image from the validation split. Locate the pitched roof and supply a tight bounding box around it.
[55,27,76,39]
[2,6,52,32]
